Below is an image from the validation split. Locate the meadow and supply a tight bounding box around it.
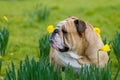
[0,0,120,80]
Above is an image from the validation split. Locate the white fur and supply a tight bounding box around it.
[55,50,81,69]
[54,34,63,49]
[57,20,67,27]
[68,52,80,59]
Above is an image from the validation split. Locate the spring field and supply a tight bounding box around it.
[0,0,120,79]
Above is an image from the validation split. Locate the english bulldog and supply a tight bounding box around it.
[49,16,109,71]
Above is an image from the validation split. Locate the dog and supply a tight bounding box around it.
[49,16,109,71]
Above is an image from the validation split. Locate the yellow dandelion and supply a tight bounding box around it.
[47,25,54,33]
[3,16,8,22]
[94,27,101,38]
[94,27,101,34]
[100,44,111,52]
[96,33,101,38]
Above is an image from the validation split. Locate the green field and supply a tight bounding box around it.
[0,0,120,79]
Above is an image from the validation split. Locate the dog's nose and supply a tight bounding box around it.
[54,29,59,33]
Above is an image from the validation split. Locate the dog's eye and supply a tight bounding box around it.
[62,29,67,34]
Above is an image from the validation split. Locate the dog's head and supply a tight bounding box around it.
[50,16,87,53]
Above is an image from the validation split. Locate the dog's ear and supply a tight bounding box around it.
[74,19,86,36]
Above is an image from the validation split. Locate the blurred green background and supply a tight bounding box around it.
[0,0,120,77]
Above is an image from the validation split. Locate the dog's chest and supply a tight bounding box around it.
[54,50,81,69]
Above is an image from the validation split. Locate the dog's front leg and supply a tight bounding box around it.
[77,56,91,66]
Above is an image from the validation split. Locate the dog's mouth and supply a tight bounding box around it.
[50,39,59,50]
[50,39,69,52]
[58,47,69,52]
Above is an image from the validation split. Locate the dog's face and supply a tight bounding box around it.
[50,17,87,53]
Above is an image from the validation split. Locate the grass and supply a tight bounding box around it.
[4,56,116,80]
[0,0,120,79]
[113,32,120,64]
[0,27,9,56]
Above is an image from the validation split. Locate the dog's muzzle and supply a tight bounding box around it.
[50,29,59,50]
[50,29,69,52]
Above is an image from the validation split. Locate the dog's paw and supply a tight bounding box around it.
[77,57,91,66]
[77,58,84,65]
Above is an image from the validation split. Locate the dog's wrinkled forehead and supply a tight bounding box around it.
[57,20,67,27]
[56,16,78,28]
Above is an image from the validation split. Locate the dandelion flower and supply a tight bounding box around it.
[100,44,111,52]
[3,16,8,22]
[94,27,101,38]
[94,27,100,34]
[96,33,101,38]
[47,25,54,33]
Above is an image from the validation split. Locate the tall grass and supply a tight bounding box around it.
[35,5,50,21]
[5,56,62,80]
[112,32,120,80]
[0,58,2,72]
[113,32,120,64]
[0,26,9,72]
[0,27,9,56]
[4,56,119,80]
[39,34,50,57]
[28,4,50,23]
[64,64,113,80]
